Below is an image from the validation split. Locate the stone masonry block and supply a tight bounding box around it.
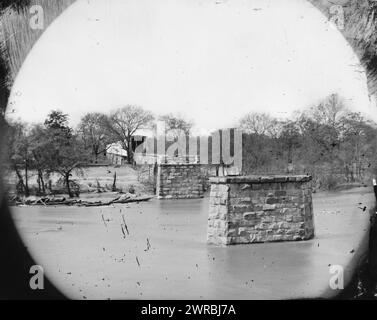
[207,175,314,245]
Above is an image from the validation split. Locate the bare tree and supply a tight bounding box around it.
[305,93,345,128]
[78,112,109,163]
[106,105,154,164]
[29,124,50,195]
[6,120,31,196]
[159,113,193,138]
[239,112,278,136]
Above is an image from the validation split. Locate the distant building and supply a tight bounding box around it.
[106,128,240,169]
[106,142,128,165]
[105,128,154,165]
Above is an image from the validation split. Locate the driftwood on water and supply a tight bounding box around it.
[8,193,154,207]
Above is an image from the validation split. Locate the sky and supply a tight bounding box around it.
[6,0,376,134]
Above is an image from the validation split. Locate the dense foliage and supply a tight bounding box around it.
[241,94,377,190]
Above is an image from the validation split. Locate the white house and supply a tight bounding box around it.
[105,128,155,165]
[106,128,203,166]
[106,142,128,165]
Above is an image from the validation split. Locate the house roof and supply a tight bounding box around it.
[106,142,127,157]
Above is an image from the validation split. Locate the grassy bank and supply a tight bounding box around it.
[4,165,153,197]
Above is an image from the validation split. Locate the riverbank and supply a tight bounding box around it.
[8,192,154,207]
[4,165,152,196]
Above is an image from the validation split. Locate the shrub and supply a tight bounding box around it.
[128,185,135,194]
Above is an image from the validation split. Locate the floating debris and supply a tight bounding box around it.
[122,215,130,235]
[144,238,151,252]
[101,214,107,228]
[121,225,126,238]
[8,193,153,207]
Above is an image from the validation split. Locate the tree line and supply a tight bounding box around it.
[4,105,192,197]
[240,94,377,190]
[4,93,377,197]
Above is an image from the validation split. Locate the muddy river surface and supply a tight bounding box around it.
[10,187,374,299]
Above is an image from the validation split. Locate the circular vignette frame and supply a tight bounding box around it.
[0,0,377,300]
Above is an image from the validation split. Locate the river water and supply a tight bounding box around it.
[10,187,374,299]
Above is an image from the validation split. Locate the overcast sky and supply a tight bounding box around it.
[6,0,375,134]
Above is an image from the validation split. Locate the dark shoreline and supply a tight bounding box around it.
[336,206,377,299]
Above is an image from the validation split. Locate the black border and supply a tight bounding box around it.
[0,0,377,305]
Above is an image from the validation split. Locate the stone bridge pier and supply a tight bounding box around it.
[207,175,315,245]
[156,163,204,199]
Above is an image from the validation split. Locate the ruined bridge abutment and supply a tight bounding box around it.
[156,163,205,199]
